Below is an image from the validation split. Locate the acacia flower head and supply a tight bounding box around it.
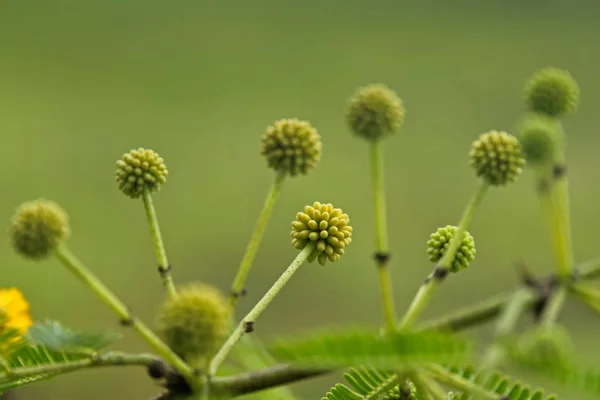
[9,199,70,260]
[157,283,230,366]
[0,288,33,353]
[260,118,322,176]
[469,130,526,186]
[524,67,580,117]
[291,202,353,266]
[115,148,168,199]
[427,225,476,273]
[346,83,405,141]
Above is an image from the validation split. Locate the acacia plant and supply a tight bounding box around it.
[2,67,600,400]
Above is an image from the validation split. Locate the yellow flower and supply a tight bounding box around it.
[0,288,33,347]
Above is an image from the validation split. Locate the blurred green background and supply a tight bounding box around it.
[2,1,600,399]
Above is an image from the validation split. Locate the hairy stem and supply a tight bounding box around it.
[54,245,194,380]
[370,140,398,332]
[228,172,286,312]
[209,243,315,376]
[399,181,489,330]
[426,364,497,400]
[480,287,535,369]
[142,189,176,298]
[0,352,156,381]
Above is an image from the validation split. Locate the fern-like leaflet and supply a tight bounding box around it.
[0,320,122,393]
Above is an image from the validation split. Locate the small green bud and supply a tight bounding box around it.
[383,381,417,399]
[524,67,579,117]
[427,225,475,273]
[115,148,168,199]
[469,130,526,186]
[260,118,322,176]
[346,83,405,140]
[157,283,229,366]
[517,114,564,167]
[9,199,70,260]
[291,202,353,265]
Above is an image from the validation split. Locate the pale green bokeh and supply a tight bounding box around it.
[2,1,600,399]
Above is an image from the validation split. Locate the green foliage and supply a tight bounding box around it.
[445,366,558,400]
[270,328,470,370]
[321,367,397,400]
[0,320,122,394]
[505,335,600,398]
[27,320,122,353]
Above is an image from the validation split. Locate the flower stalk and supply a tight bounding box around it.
[228,171,286,311]
[370,140,398,332]
[209,243,316,376]
[54,245,194,380]
[142,189,176,298]
[399,181,488,329]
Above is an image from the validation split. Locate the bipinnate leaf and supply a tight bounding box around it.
[0,320,122,393]
[270,327,470,370]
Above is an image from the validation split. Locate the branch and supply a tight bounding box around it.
[211,364,331,396]
[0,352,156,382]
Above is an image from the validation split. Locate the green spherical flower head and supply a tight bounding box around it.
[469,130,526,186]
[518,114,564,167]
[525,67,579,117]
[157,283,229,365]
[291,202,353,266]
[346,83,405,140]
[260,118,322,177]
[9,199,70,260]
[115,148,168,199]
[427,225,475,273]
[382,381,417,399]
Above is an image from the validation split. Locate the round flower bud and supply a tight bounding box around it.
[115,148,168,199]
[524,67,579,117]
[157,283,229,366]
[517,114,564,167]
[291,202,353,266]
[9,199,70,260]
[346,83,405,140]
[260,118,322,177]
[469,130,526,186]
[427,225,475,273]
[383,382,417,400]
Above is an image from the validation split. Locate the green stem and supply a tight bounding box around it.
[232,334,299,399]
[399,181,489,330]
[228,172,285,312]
[410,372,446,400]
[569,283,600,315]
[553,175,575,278]
[577,257,600,280]
[0,351,156,381]
[209,243,315,376]
[540,285,567,327]
[370,140,398,332]
[54,245,194,380]
[426,364,497,400]
[415,291,521,332]
[480,287,535,369]
[142,189,176,298]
